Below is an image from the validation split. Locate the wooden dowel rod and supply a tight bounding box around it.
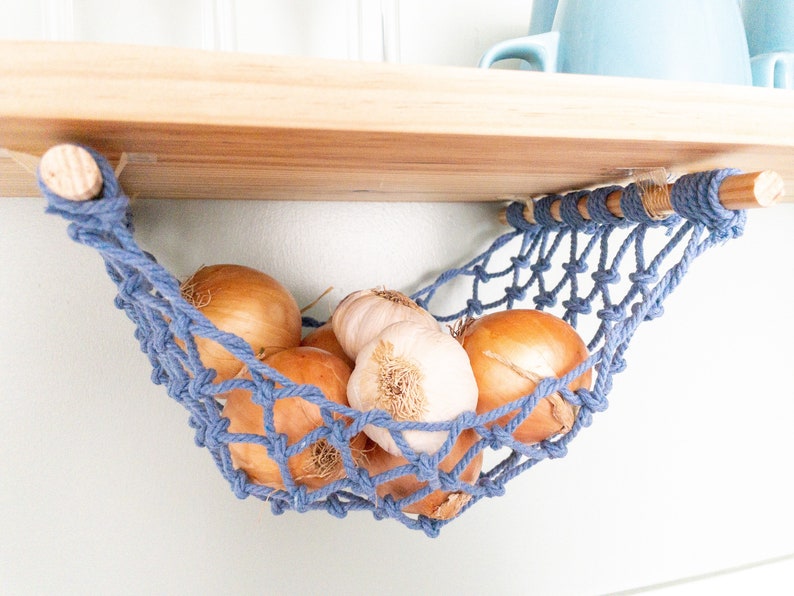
[500,170,785,226]
[39,144,103,201]
[39,144,786,218]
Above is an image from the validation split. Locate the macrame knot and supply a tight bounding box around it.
[328,418,350,448]
[562,260,588,275]
[189,416,208,448]
[414,453,441,488]
[575,387,608,413]
[418,516,441,538]
[150,362,170,387]
[510,253,532,269]
[270,498,289,516]
[466,298,484,316]
[352,466,377,499]
[504,285,527,302]
[117,272,149,304]
[198,417,229,450]
[292,486,312,513]
[479,476,506,499]
[597,304,625,322]
[486,424,515,450]
[632,300,664,321]
[230,470,250,499]
[562,296,591,315]
[378,495,404,521]
[608,355,628,375]
[533,291,556,309]
[542,439,568,459]
[592,268,621,285]
[325,494,348,519]
[472,264,491,282]
[144,318,170,354]
[437,469,459,491]
[629,270,658,285]
[266,431,289,462]
[530,258,552,274]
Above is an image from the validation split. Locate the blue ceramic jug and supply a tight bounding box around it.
[480,0,752,85]
[742,0,794,88]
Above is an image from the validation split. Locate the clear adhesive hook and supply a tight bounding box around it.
[380,0,400,63]
[350,0,401,62]
[201,0,237,52]
[41,0,74,41]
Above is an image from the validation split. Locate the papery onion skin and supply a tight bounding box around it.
[301,321,354,368]
[459,309,591,445]
[222,346,365,490]
[361,428,483,520]
[347,320,478,456]
[180,264,302,381]
[331,288,440,360]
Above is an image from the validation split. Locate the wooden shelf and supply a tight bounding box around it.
[2,40,793,201]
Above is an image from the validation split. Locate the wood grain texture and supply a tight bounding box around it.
[1,41,792,201]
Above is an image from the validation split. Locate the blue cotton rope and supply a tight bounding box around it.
[39,148,747,537]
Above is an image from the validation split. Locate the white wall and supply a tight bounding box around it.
[2,2,794,594]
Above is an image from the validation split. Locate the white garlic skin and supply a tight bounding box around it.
[347,320,478,456]
[331,288,440,360]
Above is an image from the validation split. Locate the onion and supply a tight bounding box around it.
[331,287,440,360]
[458,309,591,445]
[301,321,354,368]
[361,428,483,520]
[222,346,366,490]
[180,264,302,381]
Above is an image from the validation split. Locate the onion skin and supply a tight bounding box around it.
[180,264,302,381]
[459,309,591,445]
[361,428,483,520]
[301,322,354,368]
[222,347,365,490]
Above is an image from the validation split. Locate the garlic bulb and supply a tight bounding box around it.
[347,320,478,456]
[331,288,439,360]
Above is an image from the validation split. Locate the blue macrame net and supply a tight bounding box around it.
[39,146,746,537]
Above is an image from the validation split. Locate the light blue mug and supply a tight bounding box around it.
[479,0,753,85]
[742,0,794,88]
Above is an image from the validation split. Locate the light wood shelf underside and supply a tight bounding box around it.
[1,41,792,201]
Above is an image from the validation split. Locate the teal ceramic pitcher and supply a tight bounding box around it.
[528,0,559,34]
[742,0,794,88]
[480,0,752,85]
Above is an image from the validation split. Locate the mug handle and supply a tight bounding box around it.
[478,31,560,72]
[751,52,794,89]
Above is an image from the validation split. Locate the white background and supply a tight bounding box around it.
[2,1,794,594]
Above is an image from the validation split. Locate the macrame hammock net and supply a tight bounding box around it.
[39,147,748,537]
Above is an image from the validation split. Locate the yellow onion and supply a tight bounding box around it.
[222,346,366,490]
[458,309,591,445]
[361,428,483,520]
[300,321,354,368]
[180,264,302,381]
[331,287,440,360]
